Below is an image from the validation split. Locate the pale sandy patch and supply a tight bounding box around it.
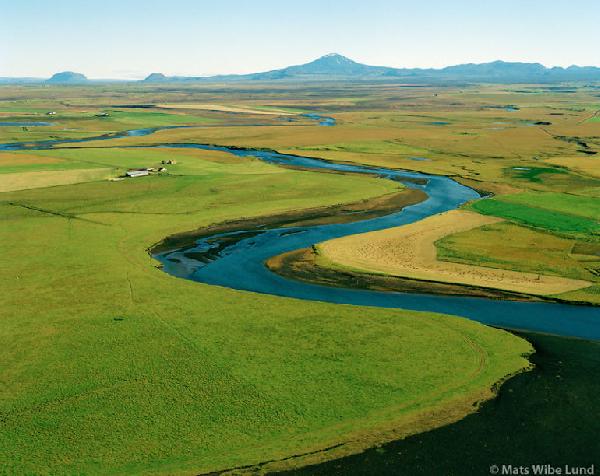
[0,168,112,192]
[318,209,590,296]
[157,104,293,115]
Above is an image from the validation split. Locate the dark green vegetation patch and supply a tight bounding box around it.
[470,193,600,239]
[508,166,568,183]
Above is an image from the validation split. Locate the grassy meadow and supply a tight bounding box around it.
[469,194,600,239]
[287,332,600,476]
[1,81,599,473]
[0,147,532,473]
[432,192,600,302]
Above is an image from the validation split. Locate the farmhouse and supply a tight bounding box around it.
[125,169,149,178]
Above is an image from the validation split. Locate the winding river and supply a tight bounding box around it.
[2,123,599,339]
[153,145,600,340]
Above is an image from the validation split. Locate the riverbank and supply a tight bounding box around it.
[266,247,547,302]
[150,188,427,255]
[266,245,599,307]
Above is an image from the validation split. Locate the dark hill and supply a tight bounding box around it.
[46,71,88,84]
[143,72,168,82]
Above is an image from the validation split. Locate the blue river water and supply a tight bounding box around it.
[153,145,600,340]
[0,125,187,151]
[1,123,598,339]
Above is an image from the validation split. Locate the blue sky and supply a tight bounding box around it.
[2,0,599,78]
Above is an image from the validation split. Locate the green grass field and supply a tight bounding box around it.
[2,81,599,474]
[0,148,532,474]
[0,105,217,144]
[498,191,600,219]
[469,193,600,240]
[288,332,600,475]
[436,222,600,302]
[436,192,600,302]
[1,147,263,174]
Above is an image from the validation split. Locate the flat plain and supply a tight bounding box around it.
[1,81,598,473]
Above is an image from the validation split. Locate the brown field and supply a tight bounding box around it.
[543,155,600,179]
[157,103,294,115]
[317,210,591,296]
[0,168,112,192]
[0,152,65,166]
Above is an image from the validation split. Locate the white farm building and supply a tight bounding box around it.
[126,169,149,178]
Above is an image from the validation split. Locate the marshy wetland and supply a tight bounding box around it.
[1,82,599,474]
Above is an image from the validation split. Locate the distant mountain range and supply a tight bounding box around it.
[3,54,600,84]
[142,53,600,83]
